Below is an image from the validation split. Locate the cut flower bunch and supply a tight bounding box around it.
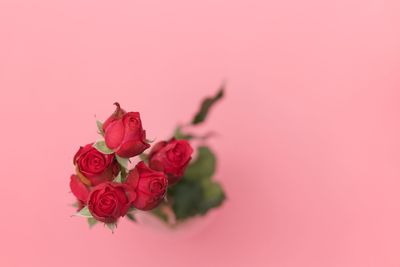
[70,87,226,232]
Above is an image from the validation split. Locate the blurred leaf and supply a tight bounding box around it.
[93,140,114,154]
[192,86,224,125]
[76,206,92,218]
[198,180,226,214]
[87,217,98,228]
[174,127,194,140]
[171,181,203,220]
[116,155,128,169]
[96,120,104,136]
[151,206,169,223]
[184,146,216,181]
[126,213,136,222]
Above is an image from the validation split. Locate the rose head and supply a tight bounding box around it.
[126,161,168,211]
[149,139,193,184]
[88,182,133,223]
[74,143,120,186]
[102,103,150,158]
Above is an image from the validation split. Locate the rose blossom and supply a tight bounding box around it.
[149,139,193,184]
[126,161,168,211]
[74,143,119,186]
[88,182,133,223]
[102,103,150,158]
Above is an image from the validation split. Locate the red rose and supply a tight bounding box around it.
[126,161,168,211]
[102,103,150,158]
[149,139,193,184]
[74,143,120,186]
[88,182,133,223]
[70,174,90,204]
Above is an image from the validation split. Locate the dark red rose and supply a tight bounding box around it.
[102,103,150,158]
[126,161,168,211]
[88,182,133,223]
[74,143,120,186]
[70,174,90,204]
[149,139,193,184]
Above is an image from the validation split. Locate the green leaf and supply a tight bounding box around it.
[113,171,122,183]
[93,140,114,154]
[115,155,128,169]
[151,206,169,223]
[77,206,93,218]
[192,86,224,125]
[87,217,98,228]
[198,180,226,214]
[184,146,216,181]
[105,222,116,233]
[96,120,104,136]
[126,213,136,222]
[171,181,203,220]
[174,126,194,140]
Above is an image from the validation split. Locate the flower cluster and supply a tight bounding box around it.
[70,103,193,230]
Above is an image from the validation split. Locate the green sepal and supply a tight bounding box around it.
[76,206,93,218]
[139,153,148,163]
[115,155,128,169]
[105,222,116,233]
[113,171,123,183]
[93,140,114,154]
[87,217,98,228]
[96,120,104,137]
[192,86,224,125]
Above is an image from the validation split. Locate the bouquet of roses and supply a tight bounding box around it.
[70,87,226,231]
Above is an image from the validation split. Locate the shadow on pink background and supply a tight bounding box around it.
[1,0,400,266]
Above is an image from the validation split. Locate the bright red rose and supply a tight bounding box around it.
[74,143,120,186]
[70,174,90,204]
[102,103,150,158]
[88,182,133,223]
[149,139,193,184]
[126,161,168,211]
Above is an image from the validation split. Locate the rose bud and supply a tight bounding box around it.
[102,103,150,158]
[148,139,193,184]
[126,161,168,211]
[70,174,90,204]
[88,182,133,223]
[74,143,120,186]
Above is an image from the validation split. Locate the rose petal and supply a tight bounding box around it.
[104,119,125,150]
[70,175,90,203]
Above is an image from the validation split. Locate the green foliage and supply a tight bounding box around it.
[151,206,169,223]
[93,140,114,154]
[96,120,104,136]
[87,217,98,228]
[126,213,136,222]
[113,171,123,183]
[184,147,216,181]
[106,222,116,233]
[139,153,148,163]
[77,206,92,218]
[115,155,128,169]
[166,146,225,221]
[191,86,224,125]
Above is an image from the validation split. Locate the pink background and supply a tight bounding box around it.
[1,0,400,266]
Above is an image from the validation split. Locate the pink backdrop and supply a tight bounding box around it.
[1,0,400,266]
